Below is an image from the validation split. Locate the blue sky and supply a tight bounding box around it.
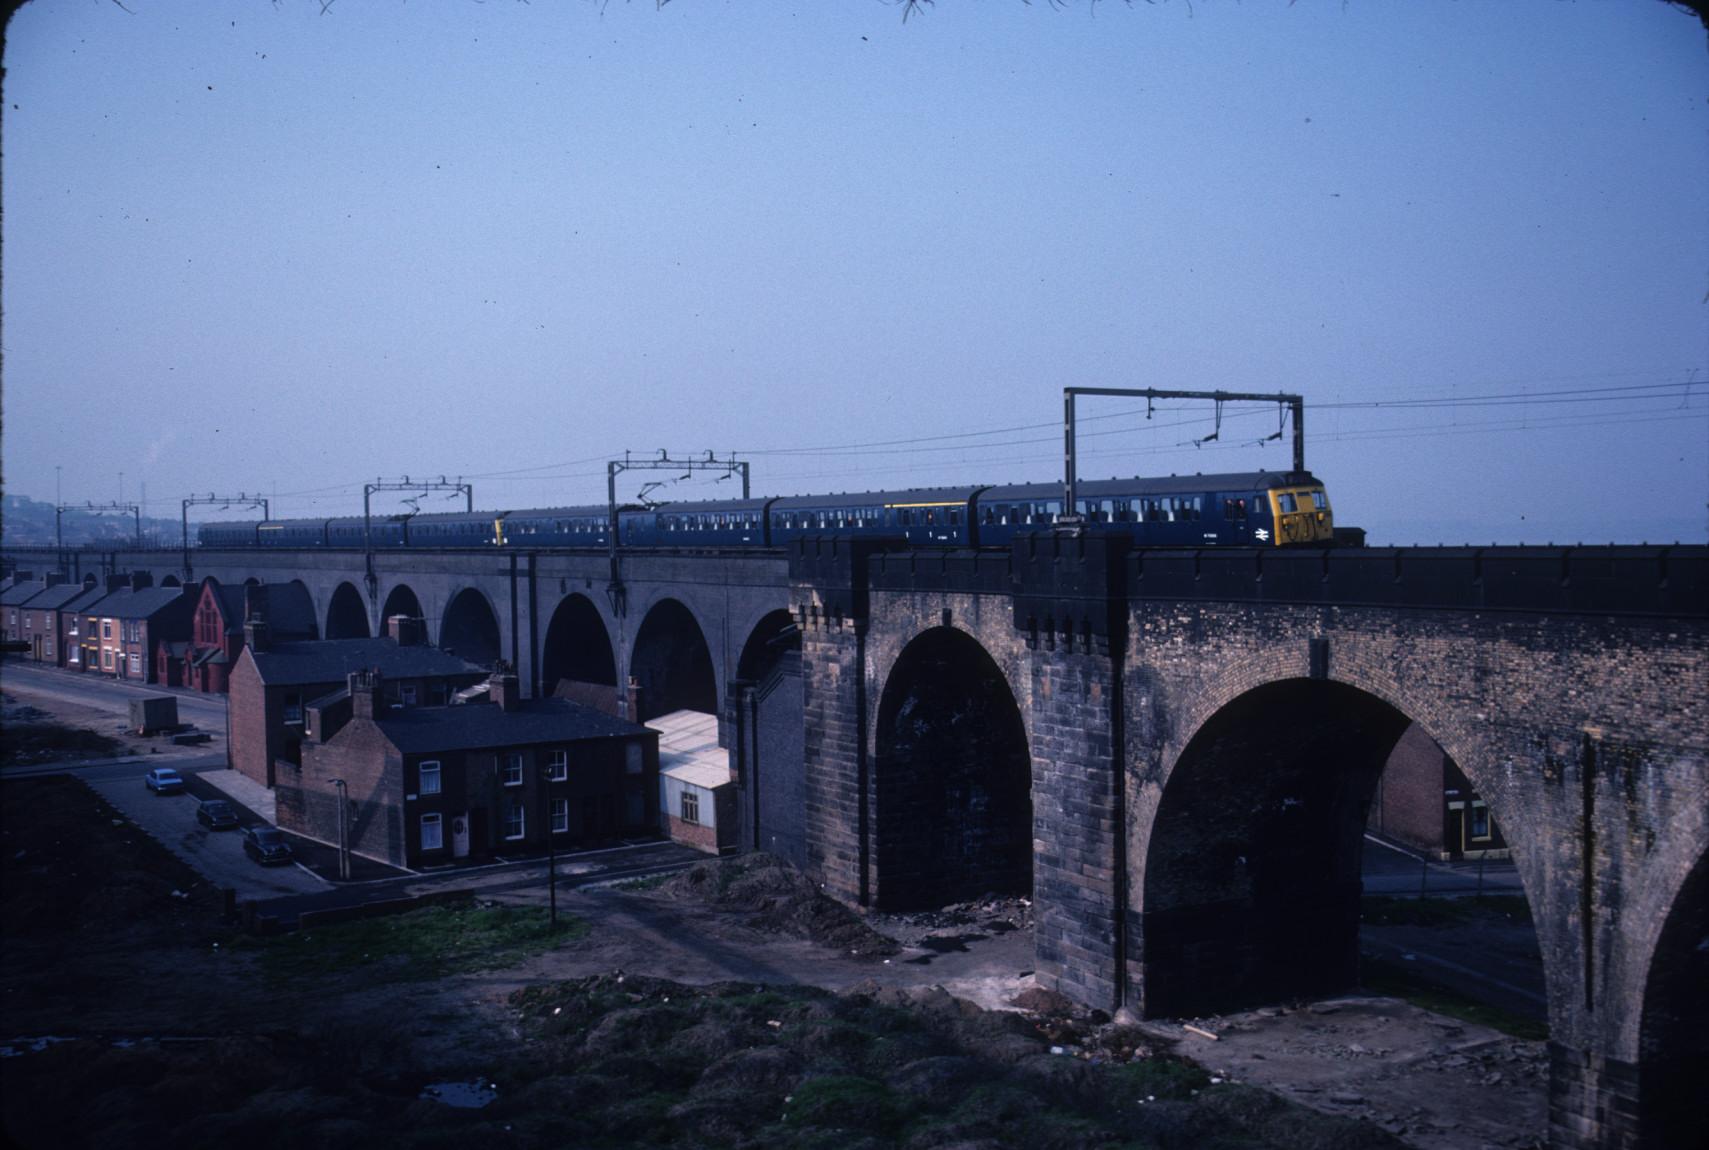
[3,0,1705,544]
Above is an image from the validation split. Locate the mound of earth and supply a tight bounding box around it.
[502,973,1408,1150]
[655,851,902,958]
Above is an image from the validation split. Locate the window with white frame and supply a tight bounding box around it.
[551,797,569,834]
[22,614,31,630]
[420,813,443,851]
[419,761,442,795]
[548,749,568,781]
[102,650,114,671]
[283,693,303,724]
[102,620,112,640]
[401,684,417,706]
[501,753,524,786]
[503,799,525,839]
[680,789,701,825]
[128,653,141,675]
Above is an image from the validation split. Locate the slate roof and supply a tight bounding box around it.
[370,697,652,755]
[59,586,108,615]
[85,586,188,620]
[245,638,486,687]
[20,583,95,612]
[1,581,56,607]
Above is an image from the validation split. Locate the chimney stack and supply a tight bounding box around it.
[43,572,64,589]
[244,615,271,653]
[388,615,425,646]
[105,573,128,592]
[490,670,522,712]
[624,676,643,722]
[129,571,153,590]
[350,668,383,720]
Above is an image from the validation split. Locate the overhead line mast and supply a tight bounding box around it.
[605,450,749,618]
[1060,388,1305,527]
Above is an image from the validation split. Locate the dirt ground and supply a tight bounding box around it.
[0,694,1549,1150]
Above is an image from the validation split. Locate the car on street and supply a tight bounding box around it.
[196,799,239,830]
[144,767,185,795]
[242,825,293,865]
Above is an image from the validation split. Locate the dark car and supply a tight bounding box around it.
[144,767,185,795]
[242,825,293,866]
[196,799,239,830]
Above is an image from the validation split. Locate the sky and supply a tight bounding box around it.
[3,0,1706,545]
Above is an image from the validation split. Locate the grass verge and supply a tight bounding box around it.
[1361,956,1548,1040]
[239,902,587,982]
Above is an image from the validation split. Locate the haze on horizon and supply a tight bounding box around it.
[2,1,1705,547]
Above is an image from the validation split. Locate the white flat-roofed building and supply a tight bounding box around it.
[652,709,736,854]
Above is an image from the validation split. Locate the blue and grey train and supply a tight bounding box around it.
[196,470,1333,551]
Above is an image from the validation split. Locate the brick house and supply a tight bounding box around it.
[18,580,98,666]
[80,581,192,684]
[54,582,108,673]
[228,618,487,788]
[3,574,67,660]
[1368,722,1509,860]
[286,670,659,869]
[164,580,318,693]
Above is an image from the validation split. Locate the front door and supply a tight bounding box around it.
[451,812,470,859]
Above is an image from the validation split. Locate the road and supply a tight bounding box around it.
[2,659,230,736]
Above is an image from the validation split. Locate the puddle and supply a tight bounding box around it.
[0,1036,72,1057]
[420,1080,499,1109]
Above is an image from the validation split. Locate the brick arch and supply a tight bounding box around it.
[440,585,502,668]
[324,580,371,640]
[629,596,717,721]
[1635,845,1709,1148]
[540,592,617,704]
[1134,642,1551,1025]
[869,623,1033,911]
[863,610,1034,756]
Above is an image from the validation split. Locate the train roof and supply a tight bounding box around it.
[981,471,1320,501]
[769,487,986,511]
[630,497,773,515]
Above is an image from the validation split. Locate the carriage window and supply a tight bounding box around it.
[1224,498,1247,520]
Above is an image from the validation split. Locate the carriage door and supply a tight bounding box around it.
[451,812,471,858]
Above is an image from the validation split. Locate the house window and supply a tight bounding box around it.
[429,683,447,705]
[102,650,114,671]
[22,614,31,630]
[6,611,14,626]
[284,693,303,724]
[102,620,112,640]
[420,813,443,851]
[501,753,524,786]
[504,799,525,840]
[69,619,78,636]
[44,639,53,658]
[625,744,643,775]
[419,761,442,795]
[680,789,700,826]
[1470,802,1492,841]
[401,685,418,706]
[548,750,568,781]
[551,797,569,834]
[128,653,141,675]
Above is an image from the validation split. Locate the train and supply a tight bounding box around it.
[195,469,1334,551]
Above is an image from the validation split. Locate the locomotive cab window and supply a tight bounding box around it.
[1277,493,1298,513]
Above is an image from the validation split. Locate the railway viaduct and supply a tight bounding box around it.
[7,538,1706,1150]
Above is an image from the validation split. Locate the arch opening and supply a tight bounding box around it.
[540,594,617,708]
[380,584,425,636]
[1638,849,1708,1148]
[161,574,182,588]
[1140,680,1547,1031]
[734,610,805,865]
[630,599,716,721]
[325,581,371,640]
[440,588,501,668]
[873,626,1031,912]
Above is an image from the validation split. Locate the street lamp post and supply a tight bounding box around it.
[331,778,351,881]
[542,764,558,930]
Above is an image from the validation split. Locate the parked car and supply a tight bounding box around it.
[242,825,293,866]
[144,767,185,795]
[196,799,239,830]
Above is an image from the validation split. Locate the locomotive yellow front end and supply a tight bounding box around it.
[1266,485,1334,545]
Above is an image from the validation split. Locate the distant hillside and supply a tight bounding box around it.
[2,495,179,548]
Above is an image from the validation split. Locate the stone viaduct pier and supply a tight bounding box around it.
[8,538,1705,1150]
